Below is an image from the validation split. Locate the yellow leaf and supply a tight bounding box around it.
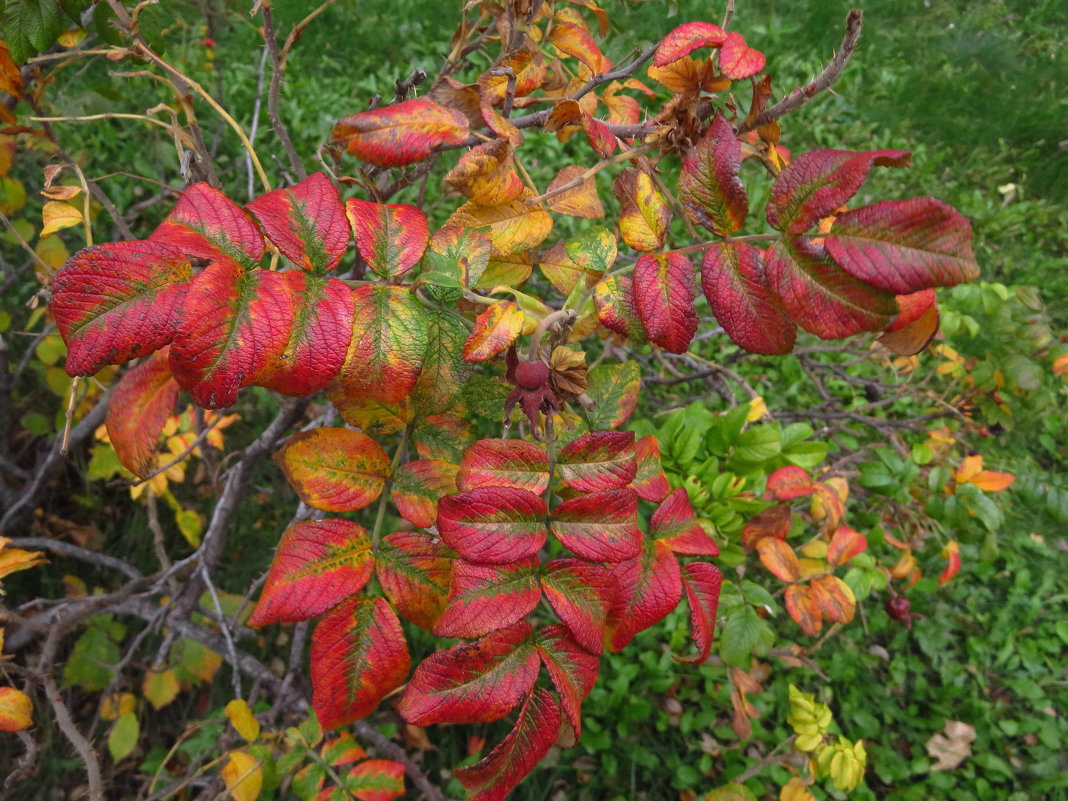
[142,669,180,710]
[0,547,46,582]
[225,699,261,743]
[58,28,88,49]
[40,201,84,238]
[221,750,263,801]
[780,778,816,801]
[746,396,767,422]
[100,692,137,721]
[954,454,983,483]
[0,686,33,732]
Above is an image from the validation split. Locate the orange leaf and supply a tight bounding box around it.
[614,168,671,252]
[0,686,32,732]
[954,454,983,484]
[741,504,792,550]
[809,574,855,624]
[890,549,916,580]
[1053,353,1068,377]
[332,99,470,167]
[756,538,800,582]
[784,584,822,636]
[463,302,524,362]
[445,191,553,257]
[938,540,961,585]
[826,526,867,567]
[969,470,1015,493]
[546,166,605,219]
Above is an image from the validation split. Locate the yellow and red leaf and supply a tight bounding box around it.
[274,427,390,513]
[433,557,541,638]
[375,531,453,629]
[535,625,598,737]
[785,583,823,636]
[632,434,671,502]
[826,525,867,567]
[463,301,524,362]
[652,487,720,556]
[654,21,727,66]
[557,431,636,493]
[718,32,766,80]
[390,460,459,529]
[541,558,616,653]
[938,539,961,585]
[105,348,178,478]
[437,487,547,564]
[456,439,550,495]
[757,537,801,582]
[346,198,429,280]
[551,488,641,562]
[809,574,856,623]
[765,466,816,500]
[614,168,671,252]
[332,98,470,167]
[679,114,748,236]
[151,182,264,269]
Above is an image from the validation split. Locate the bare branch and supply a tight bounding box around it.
[262,5,308,181]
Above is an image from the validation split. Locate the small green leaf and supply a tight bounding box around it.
[108,711,140,762]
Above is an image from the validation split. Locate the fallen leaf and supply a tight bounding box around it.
[926,720,976,770]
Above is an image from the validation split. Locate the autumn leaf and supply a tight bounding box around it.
[546,166,605,219]
[594,275,648,345]
[40,200,83,237]
[151,182,264,269]
[652,488,719,556]
[444,139,525,204]
[391,460,459,529]
[346,198,429,279]
[938,540,961,585]
[757,537,800,582]
[221,750,262,801]
[785,584,822,636]
[246,172,349,272]
[464,301,524,362]
[456,439,550,494]
[809,574,856,623]
[632,434,670,502]
[654,21,726,66]
[445,192,553,257]
[633,251,699,353]
[551,488,641,562]
[826,526,867,567]
[535,625,598,737]
[926,720,976,771]
[346,759,406,801]
[541,558,616,653]
[437,487,547,564]
[679,114,748,236]
[375,531,453,629]
[879,289,940,356]
[557,431,636,493]
[765,466,816,500]
[677,562,723,663]
[605,539,682,651]
[0,686,32,732]
[614,168,671,252]
[718,32,766,80]
[433,557,541,638]
[105,348,178,478]
[274,428,390,513]
[332,99,470,167]
[225,699,260,743]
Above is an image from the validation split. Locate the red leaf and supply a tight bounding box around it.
[274,427,390,513]
[311,596,410,729]
[632,434,670,502]
[605,539,682,651]
[398,622,539,726]
[557,431,637,493]
[651,488,719,556]
[437,487,547,564]
[633,251,698,353]
[249,519,373,626]
[702,241,796,355]
[678,114,748,236]
[535,625,599,736]
[676,562,722,664]
[809,574,856,623]
[825,198,979,294]
[454,689,562,801]
[939,540,961,585]
[375,531,453,629]
[594,275,648,344]
[433,557,541,638]
[826,525,867,567]
[878,289,940,356]
[254,272,354,397]
[756,537,800,582]
[246,172,349,272]
[456,439,550,494]
[654,21,727,66]
[765,466,816,500]
[614,168,671,252]
[718,32,766,80]
[52,240,191,376]
[151,182,264,269]
[346,198,429,279]
[337,285,429,404]
[390,460,459,529]
[168,261,293,408]
[766,238,898,339]
[551,488,641,562]
[582,114,616,158]
[766,148,912,235]
[785,584,822,636]
[550,21,608,73]
[541,558,616,653]
[332,99,471,167]
[741,503,792,550]
[105,349,178,478]
[463,301,524,362]
[345,759,405,801]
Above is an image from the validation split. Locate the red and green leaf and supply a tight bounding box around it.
[654,21,726,66]
[765,238,898,339]
[766,148,912,234]
[614,168,671,252]
[105,348,178,478]
[52,240,191,376]
[344,759,405,801]
[785,583,822,636]
[437,487,547,564]
[456,439,550,494]
[311,596,410,729]
[535,625,599,736]
[453,689,562,801]
[338,285,428,404]
[151,182,264,269]
[248,519,373,627]
[168,261,293,409]
[651,488,720,556]
[433,557,541,638]
[718,32,765,80]
[584,361,641,430]
[825,198,979,294]
[255,271,354,397]
[702,240,796,355]
[551,488,641,562]
[274,427,390,513]
[375,531,453,629]
[557,430,636,493]
[390,460,459,529]
[332,99,471,167]
[398,622,539,726]
[605,539,682,651]
[418,226,491,291]
[246,172,349,273]
[678,114,748,236]
[541,559,616,653]
[346,198,429,280]
[594,275,648,344]
[411,308,471,415]
[633,251,699,353]
[463,301,524,362]
[677,562,723,664]
[632,434,671,502]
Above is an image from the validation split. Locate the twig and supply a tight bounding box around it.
[735,734,796,783]
[199,562,243,698]
[738,9,864,134]
[261,6,307,181]
[721,0,736,30]
[246,42,271,201]
[6,536,143,580]
[43,674,104,801]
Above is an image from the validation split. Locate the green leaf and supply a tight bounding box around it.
[719,605,762,667]
[108,712,140,762]
[412,308,470,415]
[584,361,641,430]
[1,0,64,63]
[730,423,782,467]
[62,616,125,691]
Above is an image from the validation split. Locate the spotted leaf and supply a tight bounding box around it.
[332,99,470,167]
[274,427,390,513]
[614,168,671,252]
[52,240,191,376]
[463,301,524,362]
[248,519,373,626]
[151,182,264,269]
[311,596,410,729]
